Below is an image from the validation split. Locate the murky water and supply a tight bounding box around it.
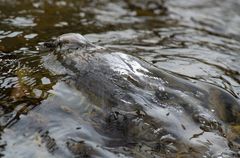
[0,0,240,157]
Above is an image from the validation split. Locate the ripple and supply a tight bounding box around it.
[3,17,36,27]
[24,33,38,40]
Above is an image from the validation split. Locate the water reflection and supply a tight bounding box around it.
[0,0,239,157]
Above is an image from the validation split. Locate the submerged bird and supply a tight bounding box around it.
[43,33,240,157]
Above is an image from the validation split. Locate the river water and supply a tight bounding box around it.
[0,0,240,157]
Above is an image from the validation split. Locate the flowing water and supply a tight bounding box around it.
[0,0,240,157]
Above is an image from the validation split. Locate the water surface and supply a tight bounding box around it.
[0,0,240,157]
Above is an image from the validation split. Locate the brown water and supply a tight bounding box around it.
[0,0,240,157]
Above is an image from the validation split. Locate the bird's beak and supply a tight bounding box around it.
[43,41,57,49]
[36,41,57,52]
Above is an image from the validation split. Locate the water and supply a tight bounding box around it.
[0,0,240,157]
